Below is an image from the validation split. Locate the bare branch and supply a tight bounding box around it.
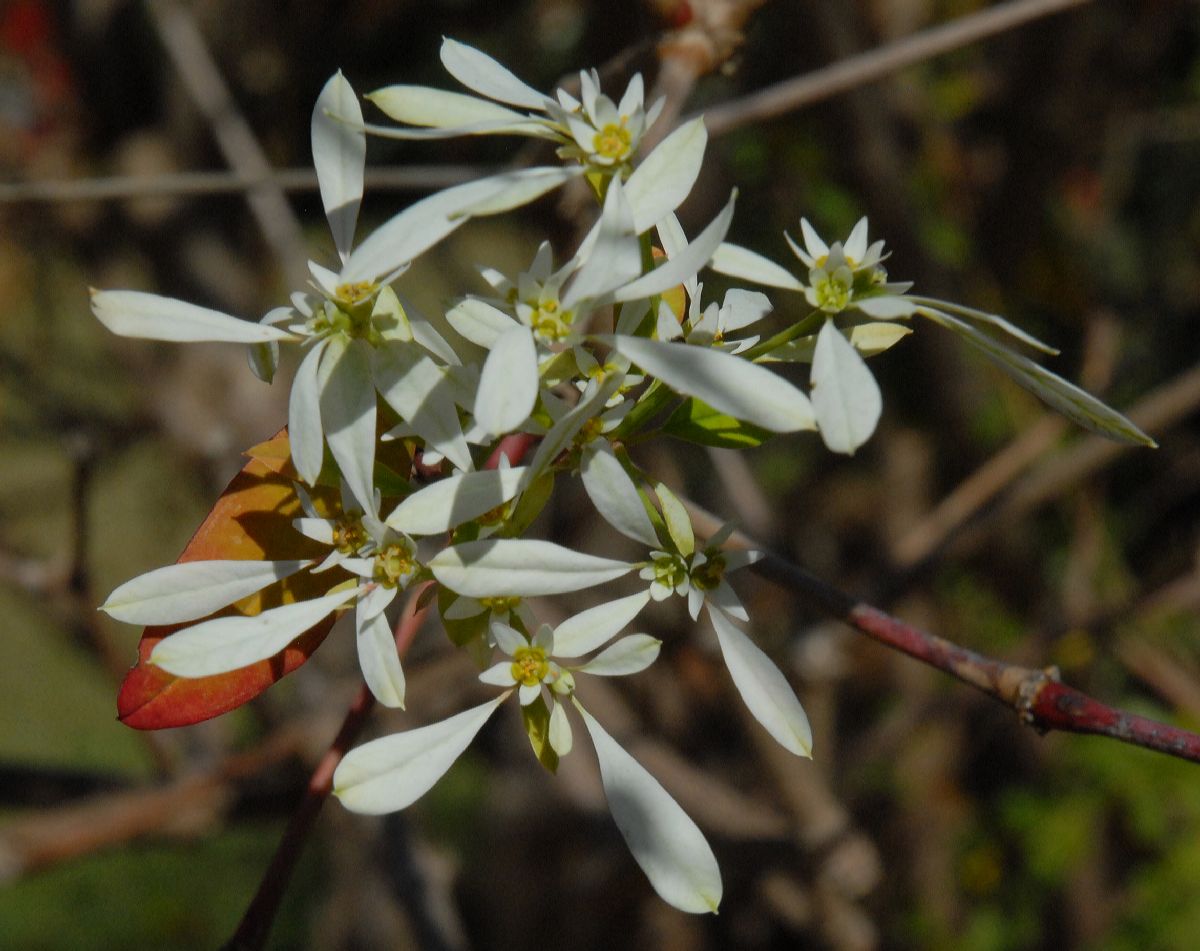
[701,0,1097,137]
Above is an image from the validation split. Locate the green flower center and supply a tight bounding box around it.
[690,553,726,591]
[332,519,368,555]
[593,121,632,162]
[511,645,549,687]
[812,270,852,313]
[650,553,688,591]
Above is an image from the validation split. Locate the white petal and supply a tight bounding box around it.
[387,467,527,535]
[368,84,533,128]
[440,38,548,109]
[475,325,538,437]
[654,482,694,557]
[580,444,658,547]
[552,591,652,658]
[578,704,722,913]
[479,661,517,686]
[707,605,812,757]
[612,191,736,303]
[579,634,661,676]
[490,621,528,655]
[521,375,623,484]
[342,168,573,285]
[917,306,1156,447]
[847,320,912,355]
[90,290,293,343]
[810,319,882,455]
[549,699,573,755]
[563,179,641,307]
[102,560,309,625]
[358,582,397,620]
[357,604,405,708]
[373,348,473,471]
[800,218,829,260]
[624,117,707,233]
[430,540,632,597]
[602,335,817,433]
[709,244,804,291]
[334,696,507,814]
[312,71,365,263]
[719,289,773,332]
[149,588,360,678]
[288,339,330,485]
[844,217,869,263]
[320,338,378,514]
[445,298,518,349]
[293,517,336,545]
[453,166,583,217]
[910,296,1057,354]
[853,295,918,319]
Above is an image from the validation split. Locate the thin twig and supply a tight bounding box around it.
[684,504,1200,764]
[222,586,431,951]
[145,0,308,285]
[700,0,1095,137]
[0,166,494,204]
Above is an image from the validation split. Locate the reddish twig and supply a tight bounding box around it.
[751,553,1200,764]
[222,586,431,951]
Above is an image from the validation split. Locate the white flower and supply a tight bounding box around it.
[711,216,1156,451]
[364,39,710,233]
[333,601,723,914]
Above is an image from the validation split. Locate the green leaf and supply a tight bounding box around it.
[662,398,772,449]
[521,693,560,774]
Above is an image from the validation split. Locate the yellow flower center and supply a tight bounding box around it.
[593,121,632,162]
[336,281,377,306]
[332,519,368,555]
[690,553,726,591]
[531,298,575,341]
[480,595,521,613]
[510,645,549,687]
[373,542,417,588]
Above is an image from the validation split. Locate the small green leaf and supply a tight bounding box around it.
[522,694,560,774]
[662,398,772,449]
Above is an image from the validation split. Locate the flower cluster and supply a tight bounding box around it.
[92,40,1153,913]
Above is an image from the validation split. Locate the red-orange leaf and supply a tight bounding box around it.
[117,430,349,729]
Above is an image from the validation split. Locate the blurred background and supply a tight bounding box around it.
[2,0,1200,948]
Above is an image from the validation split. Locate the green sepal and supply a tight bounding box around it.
[437,586,489,649]
[662,397,772,449]
[503,470,555,537]
[522,693,560,774]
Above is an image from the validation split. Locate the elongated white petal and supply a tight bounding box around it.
[603,336,817,433]
[445,297,518,348]
[849,321,912,355]
[475,325,538,437]
[810,319,882,455]
[368,85,532,128]
[854,295,917,319]
[430,540,632,597]
[102,560,309,625]
[578,703,722,913]
[312,71,365,263]
[320,338,378,515]
[374,348,473,471]
[612,191,736,303]
[334,696,507,814]
[90,290,294,343]
[440,38,547,109]
[357,602,406,708]
[654,482,694,557]
[579,634,661,676]
[710,244,805,291]
[387,467,528,535]
[549,700,573,755]
[149,588,360,678]
[580,444,658,547]
[564,179,641,307]
[553,591,652,658]
[707,605,812,757]
[910,295,1057,355]
[479,661,517,686]
[917,306,1156,447]
[289,339,330,485]
[624,117,707,233]
[342,167,572,285]
[453,166,582,218]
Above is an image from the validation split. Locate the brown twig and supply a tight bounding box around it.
[700,0,1096,137]
[221,585,431,951]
